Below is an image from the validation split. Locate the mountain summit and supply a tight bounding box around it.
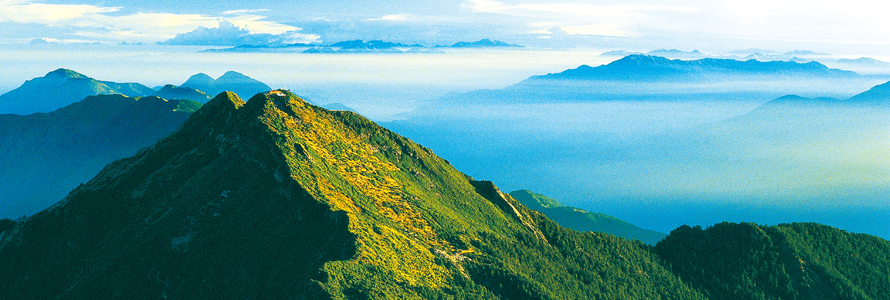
[0,69,154,114]
[0,90,705,299]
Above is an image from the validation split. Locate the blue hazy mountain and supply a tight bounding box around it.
[837,57,890,66]
[152,84,212,102]
[207,39,520,53]
[180,71,271,100]
[319,102,357,112]
[301,47,337,53]
[202,43,317,53]
[603,49,709,59]
[830,57,890,76]
[645,49,705,59]
[329,40,417,53]
[509,190,666,245]
[0,94,201,218]
[441,39,522,48]
[427,55,881,105]
[527,55,859,82]
[845,80,890,104]
[0,69,154,115]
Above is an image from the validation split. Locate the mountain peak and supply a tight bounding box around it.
[218,71,251,81]
[188,91,245,123]
[614,54,673,65]
[45,68,89,79]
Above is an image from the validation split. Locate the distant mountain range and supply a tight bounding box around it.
[602,49,706,59]
[0,94,201,218]
[509,190,666,245]
[0,69,270,114]
[205,39,522,53]
[2,90,886,299]
[428,54,883,105]
[528,55,859,83]
[0,69,154,115]
[180,71,271,100]
[438,39,522,48]
[837,57,890,66]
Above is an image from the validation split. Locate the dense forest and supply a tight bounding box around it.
[654,222,890,300]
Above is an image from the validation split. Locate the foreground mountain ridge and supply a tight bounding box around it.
[0,91,706,299]
[0,90,887,299]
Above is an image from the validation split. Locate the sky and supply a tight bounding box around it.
[2,0,890,54]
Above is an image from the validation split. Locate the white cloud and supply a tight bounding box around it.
[158,19,317,46]
[560,24,629,37]
[366,14,410,22]
[222,9,271,15]
[227,14,300,35]
[465,0,696,19]
[0,0,306,43]
[0,0,118,24]
[462,0,698,37]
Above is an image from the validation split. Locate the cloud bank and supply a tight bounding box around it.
[0,0,313,44]
[158,19,319,46]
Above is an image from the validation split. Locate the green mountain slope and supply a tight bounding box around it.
[0,69,154,114]
[0,94,201,218]
[654,222,890,300]
[0,91,705,299]
[510,190,667,245]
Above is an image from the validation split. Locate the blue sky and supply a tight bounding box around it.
[2,0,890,53]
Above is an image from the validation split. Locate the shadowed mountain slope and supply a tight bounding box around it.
[0,94,201,219]
[0,91,706,299]
[0,69,154,114]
